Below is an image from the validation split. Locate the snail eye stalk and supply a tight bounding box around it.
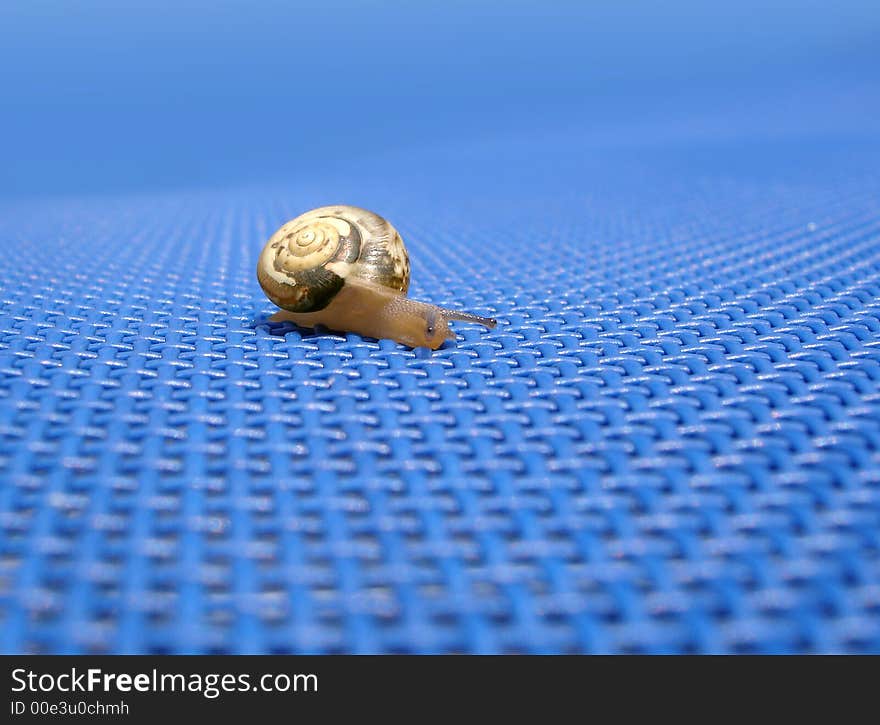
[440,308,497,329]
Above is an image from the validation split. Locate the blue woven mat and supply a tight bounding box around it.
[2,135,879,654]
[3,0,880,654]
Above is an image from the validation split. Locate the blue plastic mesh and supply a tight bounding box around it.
[1,140,880,654]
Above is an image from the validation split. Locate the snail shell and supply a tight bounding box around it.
[257,205,410,313]
[257,205,495,349]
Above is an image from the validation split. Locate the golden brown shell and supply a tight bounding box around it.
[257,205,410,313]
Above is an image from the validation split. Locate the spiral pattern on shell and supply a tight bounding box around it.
[257,205,410,313]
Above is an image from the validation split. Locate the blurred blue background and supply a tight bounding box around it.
[2,2,880,654]
[2,0,878,197]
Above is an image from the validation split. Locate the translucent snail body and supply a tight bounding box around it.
[257,205,495,349]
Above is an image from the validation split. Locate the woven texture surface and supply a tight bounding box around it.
[2,137,880,653]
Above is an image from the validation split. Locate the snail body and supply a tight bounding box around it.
[257,205,495,349]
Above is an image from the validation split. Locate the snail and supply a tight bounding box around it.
[257,205,496,349]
